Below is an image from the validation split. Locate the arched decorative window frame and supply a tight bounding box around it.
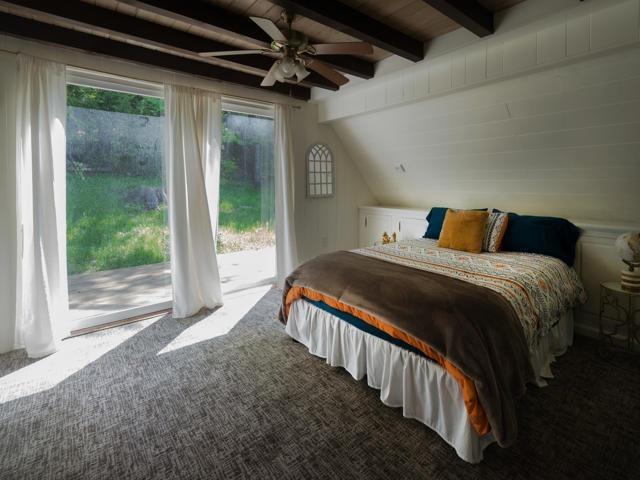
[306,143,335,198]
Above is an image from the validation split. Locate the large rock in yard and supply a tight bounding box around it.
[123,186,166,210]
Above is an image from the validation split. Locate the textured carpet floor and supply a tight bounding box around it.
[1,287,638,480]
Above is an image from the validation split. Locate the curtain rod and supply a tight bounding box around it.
[66,64,303,109]
[2,49,303,109]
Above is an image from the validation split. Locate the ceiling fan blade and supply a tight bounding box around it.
[261,62,280,87]
[250,16,287,42]
[311,42,374,56]
[199,49,266,57]
[306,60,349,86]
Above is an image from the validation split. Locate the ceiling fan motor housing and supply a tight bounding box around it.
[251,13,361,88]
[287,30,309,51]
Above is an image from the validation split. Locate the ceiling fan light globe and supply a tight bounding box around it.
[279,57,296,78]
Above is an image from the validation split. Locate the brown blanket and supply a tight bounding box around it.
[280,251,535,447]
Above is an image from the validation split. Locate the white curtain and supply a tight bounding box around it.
[14,55,69,358]
[165,84,223,318]
[274,104,299,286]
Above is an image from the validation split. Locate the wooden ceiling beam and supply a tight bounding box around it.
[268,0,424,62]
[118,0,375,79]
[119,0,273,46]
[0,12,310,100]
[2,0,338,91]
[421,0,494,37]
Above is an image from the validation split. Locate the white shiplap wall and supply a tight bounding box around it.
[318,0,640,122]
[316,0,640,224]
[292,103,377,262]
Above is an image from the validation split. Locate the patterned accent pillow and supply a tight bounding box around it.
[483,212,509,252]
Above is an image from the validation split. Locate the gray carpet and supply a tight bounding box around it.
[0,287,638,480]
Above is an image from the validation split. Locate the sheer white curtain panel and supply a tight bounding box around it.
[165,84,223,318]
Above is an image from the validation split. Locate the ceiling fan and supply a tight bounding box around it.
[198,11,373,88]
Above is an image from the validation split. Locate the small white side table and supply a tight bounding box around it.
[599,281,640,354]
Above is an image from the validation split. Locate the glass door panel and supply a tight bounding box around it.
[218,110,275,292]
[66,84,170,328]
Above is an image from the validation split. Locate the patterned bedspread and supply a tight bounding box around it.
[354,239,587,348]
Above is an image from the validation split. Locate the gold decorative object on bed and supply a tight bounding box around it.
[381,231,396,245]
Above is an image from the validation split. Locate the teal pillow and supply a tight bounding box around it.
[423,207,488,239]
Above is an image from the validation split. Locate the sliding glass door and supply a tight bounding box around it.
[64,70,276,328]
[65,76,170,329]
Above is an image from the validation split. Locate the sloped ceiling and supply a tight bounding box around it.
[328,45,640,223]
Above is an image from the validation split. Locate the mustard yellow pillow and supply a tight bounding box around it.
[438,209,489,253]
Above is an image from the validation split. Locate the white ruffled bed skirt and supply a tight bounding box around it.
[285,300,574,463]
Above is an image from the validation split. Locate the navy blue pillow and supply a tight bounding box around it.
[423,207,488,239]
[423,207,449,239]
[495,209,581,266]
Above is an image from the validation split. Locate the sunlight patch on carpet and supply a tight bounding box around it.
[157,285,272,355]
[0,318,159,403]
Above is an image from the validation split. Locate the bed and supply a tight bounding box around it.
[279,237,587,463]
